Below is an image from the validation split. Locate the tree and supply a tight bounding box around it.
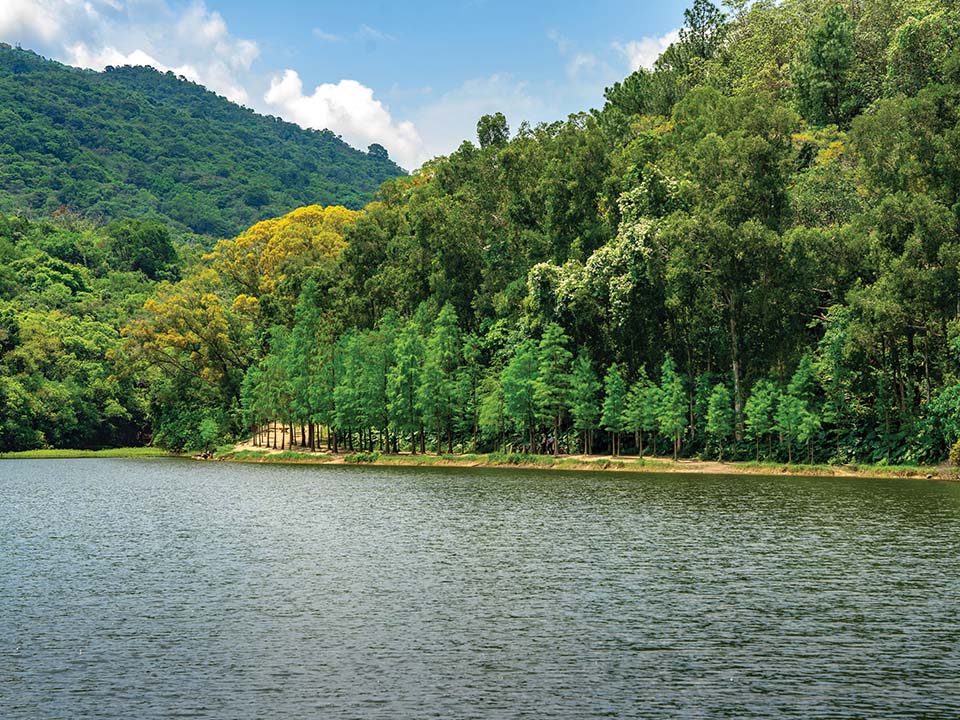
[104,218,179,281]
[775,355,822,464]
[705,383,734,460]
[287,279,323,449]
[502,339,539,452]
[568,350,601,454]
[478,370,506,453]
[477,112,509,149]
[744,378,777,460]
[367,143,389,160]
[419,303,461,452]
[387,319,425,453]
[602,363,628,456]
[534,322,573,456]
[624,366,658,457]
[658,354,687,460]
[792,4,861,128]
[679,0,727,62]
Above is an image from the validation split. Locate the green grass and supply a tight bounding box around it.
[0,447,172,459]
[734,459,945,478]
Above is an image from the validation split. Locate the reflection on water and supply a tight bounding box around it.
[2,459,959,718]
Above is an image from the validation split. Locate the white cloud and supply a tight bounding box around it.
[312,28,342,43]
[0,0,67,42]
[265,69,423,170]
[1,0,259,103]
[614,29,680,72]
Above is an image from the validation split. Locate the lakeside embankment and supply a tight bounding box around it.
[2,444,950,481]
[212,442,954,481]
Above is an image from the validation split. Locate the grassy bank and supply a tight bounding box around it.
[0,447,172,459]
[213,446,953,480]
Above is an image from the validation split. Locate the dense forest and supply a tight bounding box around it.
[4,0,960,466]
[0,45,404,238]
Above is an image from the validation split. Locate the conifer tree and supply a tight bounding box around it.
[706,383,734,460]
[602,363,628,456]
[534,323,573,456]
[625,366,659,456]
[419,303,461,453]
[744,378,777,460]
[568,350,601,454]
[658,354,687,460]
[502,339,539,452]
[387,320,425,453]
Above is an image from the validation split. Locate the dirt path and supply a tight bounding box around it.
[218,439,951,480]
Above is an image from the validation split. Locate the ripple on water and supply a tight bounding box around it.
[1,458,959,718]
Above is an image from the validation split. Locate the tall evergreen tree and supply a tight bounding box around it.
[387,320,425,453]
[602,363,628,456]
[793,4,862,127]
[705,383,734,460]
[502,339,539,452]
[658,354,687,460]
[568,350,602,454]
[419,303,461,452]
[534,323,573,456]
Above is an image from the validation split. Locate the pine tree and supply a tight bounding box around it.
[568,350,601,454]
[625,365,664,457]
[602,363,628,456]
[419,303,461,453]
[534,323,573,456]
[420,303,460,454]
[502,339,539,452]
[387,320,425,453]
[705,383,734,460]
[744,378,777,460]
[658,354,687,460]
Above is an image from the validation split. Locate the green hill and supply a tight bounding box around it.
[0,45,405,239]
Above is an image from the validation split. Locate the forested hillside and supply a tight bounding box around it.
[0,45,404,238]
[4,0,960,466]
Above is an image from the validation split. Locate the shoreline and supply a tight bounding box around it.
[212,444,955,481]
[2,445,951,481]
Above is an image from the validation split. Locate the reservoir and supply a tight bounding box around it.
[2,458,959,718]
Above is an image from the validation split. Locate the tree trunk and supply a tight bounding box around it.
[729,312,743,440]
[554,417,559,457]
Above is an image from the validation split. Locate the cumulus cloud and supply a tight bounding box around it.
[265,69,424,170]
[614,29,680,72]
[0,0,65,42]
[0,0,259,104]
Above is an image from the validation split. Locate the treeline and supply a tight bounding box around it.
[5,0,960,464]
[0,46,404,239]
[205,0,959,464]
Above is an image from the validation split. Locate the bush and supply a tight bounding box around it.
[950,439,960,467]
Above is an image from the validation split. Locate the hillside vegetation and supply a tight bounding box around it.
[4,0,960,468]
[0,45,404,238]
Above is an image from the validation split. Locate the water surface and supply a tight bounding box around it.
[2,459,959,718]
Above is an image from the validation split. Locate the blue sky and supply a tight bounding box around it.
[1,0,692,169]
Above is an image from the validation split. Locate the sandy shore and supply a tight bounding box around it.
[212,439,953,481]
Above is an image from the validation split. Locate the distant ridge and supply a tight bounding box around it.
[0,46,405,238]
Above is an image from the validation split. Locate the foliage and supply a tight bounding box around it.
[6,0,960,467]
[0,47,403,238]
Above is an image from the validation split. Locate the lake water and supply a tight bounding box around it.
[1,458,959,718]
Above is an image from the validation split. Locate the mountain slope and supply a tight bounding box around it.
[0,45,405,238]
